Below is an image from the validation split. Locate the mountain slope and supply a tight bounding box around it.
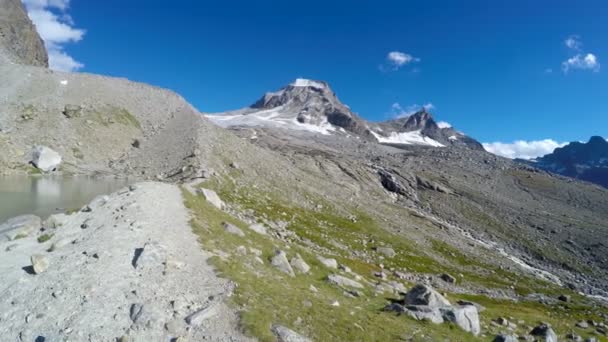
[0,0,48,67]
[519,136,608,188]
[207,79,484,149]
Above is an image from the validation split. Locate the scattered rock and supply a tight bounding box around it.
[576,320,589,328]
[271,324,312,342]
[558,294,571,302]
[404,284,451,307]
[530,323,557,342]
[199,188,224,210]
[30,145,62,172]
[316,255,338,269]
[49,238,73,252]
[290,255,311,274]
[222,222,245,237]
[326,274,364,289]
[31,254,49,274]
[1,214,41,241]
[271,250,295,277]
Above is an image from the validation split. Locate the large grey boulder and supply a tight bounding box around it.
[31,145,62,172]
[403,305,444,324]
[222,222,245,237]
[271,250,295,277]
[1,214,41,241]
[440,305,480,336]
[327,274,364,289]
[271,325,312,342]
[199,188,225,210]
[404,284,451,307]
[530,323,558,342]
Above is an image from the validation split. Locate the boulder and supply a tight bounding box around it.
[440,305,480,336]
[62,104,82,118]
[271,250,295,277]
[185,303,219,326]
[290,255,311,274]
[530,323,558,342]
[271,324,312,342]
[31,145,62,172]
[316,255,338,269]
[222,222,245,237]
[327,274,364,289]
[134,242,167,270]
[1,214,41,241]
[199,188,224,210]
[376,247,396,258]
[404,284,451,307]
[440,273,456,284]
[31,254,49,274]
[403,305,444,324]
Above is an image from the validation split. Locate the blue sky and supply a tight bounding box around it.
[23,0,607,158]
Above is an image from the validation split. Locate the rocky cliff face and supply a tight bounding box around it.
[0,0,48,67]
[520,136,608,188]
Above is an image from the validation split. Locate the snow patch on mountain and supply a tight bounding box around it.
[206,107,336,135]
[290,78,326,89]
[371,130,445,147]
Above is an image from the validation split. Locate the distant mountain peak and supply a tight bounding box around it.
[588,135,608,145]
[289,78,328,89]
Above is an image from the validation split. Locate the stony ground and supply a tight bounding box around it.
[0,182,251,342]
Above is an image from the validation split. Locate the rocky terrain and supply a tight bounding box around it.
[1,0,608,341]
[518,136,608,188]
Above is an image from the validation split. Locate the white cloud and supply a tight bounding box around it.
[390,102,434,118]
[562,53,600,73]
[22,0,85,71]
[436,121,452,129]
[565,35,582,51]
[559,35,600,74]
[381,51,419,71]
[483,139,568,159]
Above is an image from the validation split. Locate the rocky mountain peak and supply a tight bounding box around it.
[588,135,608,147]
[401,109,438,131]
[0,0,49,67]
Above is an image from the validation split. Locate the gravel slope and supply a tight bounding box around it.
[0,182,251,341]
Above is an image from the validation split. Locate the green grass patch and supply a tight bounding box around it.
[37,233,53,243]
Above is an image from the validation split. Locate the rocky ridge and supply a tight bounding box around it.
[0,0,48,67]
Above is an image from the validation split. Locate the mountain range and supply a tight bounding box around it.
[518,136,608,188]
[207,78,484,150]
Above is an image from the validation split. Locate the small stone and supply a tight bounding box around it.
[222,222,245,237]
[376,247,396,258]
[271,324,312,342]
[576,320,589,328]
[290,254,311,274]
[248,223,267,235]
[31,254,49,274]
[327,274,364,289]
[316,255,338,269]
[235,245,247,255]
[558,294,571,302]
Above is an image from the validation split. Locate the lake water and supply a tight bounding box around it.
[0,175,130,223]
